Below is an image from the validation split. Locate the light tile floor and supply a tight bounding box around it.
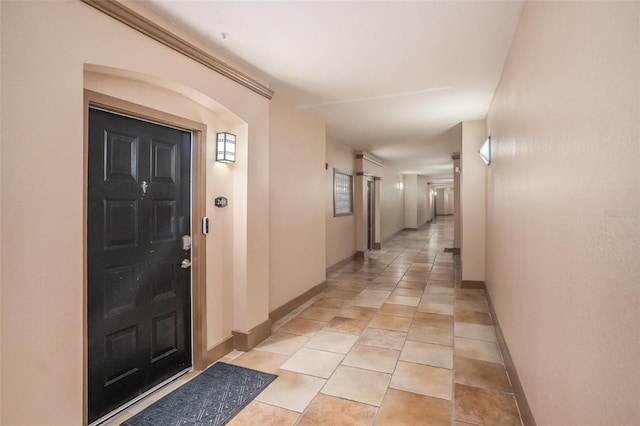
[108,217,524,425]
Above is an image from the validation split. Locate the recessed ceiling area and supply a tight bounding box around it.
[142,0,525,186]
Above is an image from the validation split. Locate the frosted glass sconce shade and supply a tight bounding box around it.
[216,132,236,163]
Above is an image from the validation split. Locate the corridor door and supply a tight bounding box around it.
[367,180,374,249]
[87,108,192,423]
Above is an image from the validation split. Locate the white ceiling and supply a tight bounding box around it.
[142,0,524,186]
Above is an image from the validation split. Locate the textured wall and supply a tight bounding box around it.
[486,2,639,424]
[325,138,356,268]
[379,167,405,240]
[461,120,487,281]
[416,175,429,227]
[1,1,270,423]
[404,174,418,228]
[269,95,326,310]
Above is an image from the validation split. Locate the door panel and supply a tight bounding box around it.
[87,108,192,423]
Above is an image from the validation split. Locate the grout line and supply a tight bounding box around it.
[238,218,523,425]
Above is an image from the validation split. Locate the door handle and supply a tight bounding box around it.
[181,259,192,269]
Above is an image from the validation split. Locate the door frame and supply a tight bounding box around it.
[82,90,208,424]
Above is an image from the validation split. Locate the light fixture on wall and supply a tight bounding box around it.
[216,132,236,163]
[478,136,491,165]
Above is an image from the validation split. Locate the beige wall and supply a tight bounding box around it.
[446,189,454,215]
[403,174,430,229]
[1,1,271,423]
[403,174,418,228]
[486,2,639,424]
[426,182,434,223]
[416,175,429,227]
[332,152,403,254]
[379,166,405,241]
[269,95,326,310]
[326,138,356,268]
[435,188,446,215]
[461,120,487,281]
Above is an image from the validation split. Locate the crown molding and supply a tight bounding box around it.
[81,0,274,99]
[355,151,384,167]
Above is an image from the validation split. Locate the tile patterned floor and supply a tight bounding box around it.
[108,217,523,425]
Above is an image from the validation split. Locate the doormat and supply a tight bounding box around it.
[123,362,277,426]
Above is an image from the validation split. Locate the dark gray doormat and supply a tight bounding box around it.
[123,362,277,425]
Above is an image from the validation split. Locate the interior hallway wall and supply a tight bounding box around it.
[435,188,443,215]
[379,165,405,241]
[416,175,429,227]
[403,174,418,229]
[485,2,639,424]
[325,138,356,268]
[0,1,272,423]
[461,120,487,281]
[446,188,454,215]
[269,95,326,311]
[325,148,403,263]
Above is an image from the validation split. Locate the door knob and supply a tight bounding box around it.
[181,259,192,269]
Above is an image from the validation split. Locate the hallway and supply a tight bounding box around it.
[229,217,521,425]
[113,217,522,425]
[108,220,522,426]
[109,217,521,426]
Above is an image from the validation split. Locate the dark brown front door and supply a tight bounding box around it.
[87,108,192,423]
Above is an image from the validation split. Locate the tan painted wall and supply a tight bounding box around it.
[269,95,326,310]
[379,166,405,241]
[446,189,454,215]
[435,188,446,215]
[426,182,434,223]
[461,120,487,281]
[486,2,639,424]
[416,175,429,227]
[0,1,271,423]
[403,174,418,228]
[330,151,403,254]
[406,174,429,229]
[326,138,356,268]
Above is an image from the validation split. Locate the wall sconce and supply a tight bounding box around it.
[399,182,404,191]
[478,136,491,165]
[216,132,236,163]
